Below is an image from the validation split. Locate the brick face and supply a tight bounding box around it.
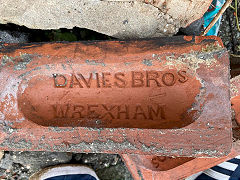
[0,36,232,156]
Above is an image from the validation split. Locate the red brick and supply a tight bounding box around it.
[0,36,231,156]
[122,150,238,180]
[121,73,240,180]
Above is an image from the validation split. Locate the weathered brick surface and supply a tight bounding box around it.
[0,36,231,156]
[231,75,240,151]
[122,72,240,180]
[122,150,238,180]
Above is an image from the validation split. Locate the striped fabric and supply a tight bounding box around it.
[186,156,240,180]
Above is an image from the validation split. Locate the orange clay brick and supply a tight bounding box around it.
[121,73,240,180]
[0,36,231,156]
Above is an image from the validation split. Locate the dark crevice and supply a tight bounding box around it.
[227,9,237,54]
[0,23,114,43]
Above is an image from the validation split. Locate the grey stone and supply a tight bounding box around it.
[0,153,13,170]
[0,151,132,179]
[179,17,204,36]
[0,151,72,179]
[9,151,72,172]
[0,30,28,43]
[75,153,120,170]
[73,153,133,179]
[0,0,211,39]
[96,161,133,180]
[0,152,32,179]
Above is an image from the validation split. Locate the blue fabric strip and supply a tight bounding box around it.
[211,165,234,176]
[45,174,97,180]
[195,173,216,180]
[230,164,240,180]
[228,158,240,165]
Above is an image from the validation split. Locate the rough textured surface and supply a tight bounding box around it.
[122,150,239,180]
[0,3,238,179]
[0,36,232,157]
[0,151,72,179]
[219,0,240,55]
[0,30,28,43]
[228,73,240,154]
[179,17,204,36]
[0,0,211,39]
[0,152,132,179]
[0,151,3,162]
[231,75,240,154]
[0,24,134,180]
[231,76,240,128]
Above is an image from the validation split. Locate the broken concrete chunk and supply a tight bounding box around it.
[0,0,211,39]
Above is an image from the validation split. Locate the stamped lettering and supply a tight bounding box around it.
[146,71,161,87]
[53,70,188,88]
[19,66,200,128]
[52,104,166,121]
[53,74,68,87]
[132,71,144,87]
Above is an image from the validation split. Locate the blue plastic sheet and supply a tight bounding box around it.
[203,0,226,36]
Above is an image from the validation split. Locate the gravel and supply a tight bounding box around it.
[0,152,132,180]
[219,0,240,55]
